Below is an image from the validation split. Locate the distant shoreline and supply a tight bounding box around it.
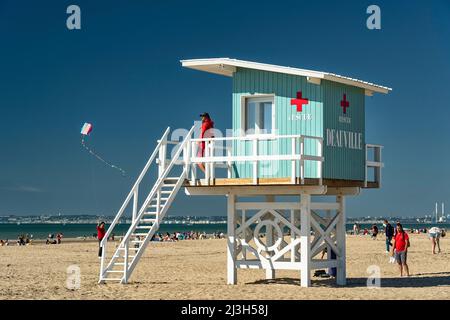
[1,222,448,241]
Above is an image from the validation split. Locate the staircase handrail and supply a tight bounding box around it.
[100,127,171,246]
[117,125,195,246]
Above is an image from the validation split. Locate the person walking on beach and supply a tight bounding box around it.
[197,112,215,173]
[353,223,360,235]
[391,223,410,277]
[383,219,394,253]
[97,221,106,258]
[428,227,446,254]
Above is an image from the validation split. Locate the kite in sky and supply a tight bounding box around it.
[80,122,126,176]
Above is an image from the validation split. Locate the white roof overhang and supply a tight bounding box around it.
[180,58,392,95]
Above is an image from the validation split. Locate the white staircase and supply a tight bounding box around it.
[99,126,195,283]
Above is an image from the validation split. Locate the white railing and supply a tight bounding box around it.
[188,134,324,185]
[100,127,171,249]
[365,144,383,187]
[99,126,195,282]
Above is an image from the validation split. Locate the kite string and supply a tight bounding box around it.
[81,135,126,176]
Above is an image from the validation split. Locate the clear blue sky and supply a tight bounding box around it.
[0,0,449,217]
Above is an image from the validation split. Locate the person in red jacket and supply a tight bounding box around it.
[97,221,106,258]
[197,113,214,173]
[391,223,410,277]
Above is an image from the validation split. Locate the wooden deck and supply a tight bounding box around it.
[182,178,379,189]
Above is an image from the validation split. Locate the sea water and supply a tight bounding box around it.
[1,223,449,240]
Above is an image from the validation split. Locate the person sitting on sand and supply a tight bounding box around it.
[46,233,54,244]
[391,223,410,277]
[429,227,446,254]
[371,224,379,240]
[17,234,26,246]
[97,221,106,258]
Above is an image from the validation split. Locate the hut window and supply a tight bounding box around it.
[244,96,274,135]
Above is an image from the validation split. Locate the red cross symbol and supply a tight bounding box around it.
[340,94,350,114]
[291,91,309,112]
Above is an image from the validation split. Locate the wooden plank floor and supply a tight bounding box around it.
[183,178,379,189]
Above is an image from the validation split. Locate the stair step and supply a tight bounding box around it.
[140,219,156,223]
[150,199,167,203]
[136,225,152,229]
[131,240,145,243]
[132,233,148,236]
[143,212,157,215]
[102,278,123,281]
[106,270,123,273]
[113,255,136,259]
[118,246,141,251]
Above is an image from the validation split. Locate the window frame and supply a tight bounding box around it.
[240,94,276,137]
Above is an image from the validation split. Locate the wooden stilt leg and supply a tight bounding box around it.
[326,209,332,275]
[265,195,275,280]
[227,193,237,285]
[336,195,346,286]
[300,194,311,287]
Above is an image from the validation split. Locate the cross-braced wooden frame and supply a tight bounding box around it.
[227,193,347,287]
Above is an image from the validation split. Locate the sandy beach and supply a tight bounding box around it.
[0,233,449,300]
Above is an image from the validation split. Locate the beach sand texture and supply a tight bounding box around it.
[0,234,449,300]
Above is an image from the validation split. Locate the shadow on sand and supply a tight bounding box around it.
[247,272,450,288]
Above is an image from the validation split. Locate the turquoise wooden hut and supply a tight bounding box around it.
[181,58,390,188]
[99,58,391,288]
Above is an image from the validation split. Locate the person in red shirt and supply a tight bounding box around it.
[97,221,106,258]
[391,223,410,277]
[197,113,214,173]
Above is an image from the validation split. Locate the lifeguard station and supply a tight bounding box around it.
[98,58,391,287]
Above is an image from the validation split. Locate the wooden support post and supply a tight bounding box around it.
[336,195,346,285]
[227,193,237,285]
[252,139,258,185]
[132,186,138,223]
[191,141,197,182]
[291,137,296,184]
[290,209,295,262]
[123,241,129,284]
[375,147,382,187]
[300,194,311,287]
[325,209,331,274]
[317,139,323,185]
[209,140,215,181]
[227,147,232,179]
[265,195,275,280]
[300,138,305,184]
[158,140,167,177]
[205,141,210,185]
[242,209,246,261]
